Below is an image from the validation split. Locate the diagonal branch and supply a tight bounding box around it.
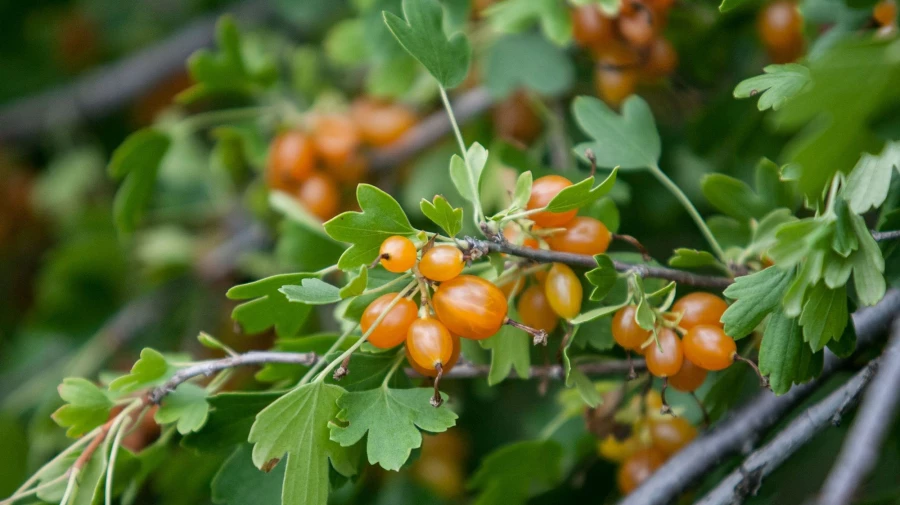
[617,289,900,505]
[816,317,900,505]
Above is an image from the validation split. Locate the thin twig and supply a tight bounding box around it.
[617,289,900,505]
[694,359,880,505]
[470,238,734,289]
[817,317,900,505]
[871,229,900,241]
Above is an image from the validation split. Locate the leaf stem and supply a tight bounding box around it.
[381,352,407,388]
[299,325,358,386]
[439,85,484,224]
[105,417,132,505]
[648,164,727,261]
[539,409,572,440]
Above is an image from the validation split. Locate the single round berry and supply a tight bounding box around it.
[406,317,455,374]
[683,324,736,371]
[332,152,369,184]
[571,4,616,47]
[492,91,543,145]
[595,66,638,108]
[361,294,419,349]
[644,328,684,378]
[617,447,666,495]
[644,390,663,412]
[379,236,417,273]
[618,8,656,48]
[546,216,611,256]
[517,284,560,333]
[649,417,697,455]
[296,172,340,221]
[433,275,509,340]
[874,0,897,26]
[667,358,708,392]
[311,113,359,169]
[352,99,417,147]
[419,246,465,282]
[672,292,729,330]
[526,175,578,228]
[268,131,317,187]
[544,263,583,320]
[408,335,461,377]
[612,305,652,351]
[758,1,803,49]
[643,38,678,79]
[597,434,643,463]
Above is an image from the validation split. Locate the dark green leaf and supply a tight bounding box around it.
[568,367,602,408]
[850,212,887,305]
[227,273,316,337]
[480,302,531,385]
[798,283,848,352]
[701,173,770,220]
[108,129,171,234]
[468,440,564,505]
[484,33,574,98]
[212,445,285,505]
[759,309,823,395]
[585,254,618,301]
[722,267,794,338]
[183,392,281,452]
[325,350,412,391]
[573,96,660,170]
[827,318,857,358]
[832,196,859,257]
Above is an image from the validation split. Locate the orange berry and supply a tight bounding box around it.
[595,67,639,108]
[649,417,697,455]
[671,293,729,330]
[644,328,684,378]
[433,275,509,340]
[352,99,417,147]
[544,263,583,320]
[406,317,455,373]
[571,5,616,47]
[268,131,317,187]
[361,294,419,349]
[526,175,578,228]
[874,0,897,26]
[492,90,543,145]
[617,447,666,494]
[546,216,611,256]
[667,358,708,392]
[517,284,560,333]
[683,325,736,371]
[643,38,678,79]
[379,236,417,273]
[311,113,360,169]
[758,1,803,49]
[295,172,340,221]
[612,306,652,351]
[618,8,656,48]
[419,246,465,282]
[408,335,461,377]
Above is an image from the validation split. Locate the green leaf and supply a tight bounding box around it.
[701,173,770,221]
[572,95,660,170]
[844,141,900,214]
[483,0,572,45]
[155,383,211,435]
[568,368,602,408]
[183,392,281,452]
[212,445,285,505]
[722,267,794,338]
[330,387,457,471]
[227,273,317,337]
[832,196,859,257]
[668,249,723,270]
[718,0,752,12]
[109,348,171,392]
[324,19,369,67]
[324,184,416,270]
[484,33,574,98]
[759,308,823,395]
[849,212,886,306]
[382,0,471,88]
[544,169,618,212]
[755,158,797,211]
[280,278,342,305]
[449,143,489,213]
[51,378,113,438]
[469,440,564,505]
[480,303,531,385]
[570,302,625,325]
[420,195,463,237]
[340,267,369,298]
[585,254,618,301]
[827,319,857,358]
[768,219,830,268]
[799,283,849,352]
[511,171,533,210]
[325,349,412,391]
[734,64,811,111]
[248,382,355,505]
[108,129,171,234]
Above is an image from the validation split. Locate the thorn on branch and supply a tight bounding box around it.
[585,148,597,177]
[431,363,444,408]
[735,466,764,500]
[333,355,352,381]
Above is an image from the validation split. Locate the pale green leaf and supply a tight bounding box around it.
[572,96,660,170]
[109,348,171,392]
[544,169,618,212]
[481,303,532,384]
[734,64,811,111]
[51,378,114,438]
[511,171,533,210]
[484,33,574,98]
[668,249,723,269]
[108,129,171,234]
[844,141,900,214]
[722,267,794,338]
[280,278,342,305]
[340,267,369,298]
[420,195,463,237]
[585,254,617,301]
[155,383,211,435]
[227,273,317,337]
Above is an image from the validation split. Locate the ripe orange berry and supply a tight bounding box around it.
[618,8,656,48]
[492,90,543,145]
[352,99,417,147]
[361,294,419,349]
[296,172,340,221]
[617,447,666,495]
[544,263,583,320]
[667,358,708,392]
[649,417,697,455]
[379,236,417,273]
[433,275,509,340]
[595,67,639,108]
[643,38,678,79]
[499,276,525,299]
[311,113,360,169]
[526,175,578,228]
[419,246,465,282]
[612,305,652,351]
[671,292,729,330]
[644,328,684,378]
[571,5,616,47]
[683,325,736,371]
[331,151,369,184]
[408,335,461,377]
[546,216,611,256]
[598,434,644,463]
[406,317,455,373]
[268,131,317,187]
[517,284,560,333]
[758,1,803,49]
[874,0,897,26]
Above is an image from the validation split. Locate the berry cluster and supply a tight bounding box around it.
[757,1,805,63]
[596,391,698,495]
[570,0,679,107]
[266,99,416,221]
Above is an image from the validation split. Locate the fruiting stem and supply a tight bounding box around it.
[333,354,352,381]
[648,163,727,261]
[431,363,444,408]
[612,233,652,262]
[734,354,770,389]
[626,351,638,380]
[505,317,549,346]
[660,378,674,416]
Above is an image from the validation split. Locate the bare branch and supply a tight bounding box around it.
[871,229,900,241]
[817,317,900,505]
[695,358,880,505]
[618,289,900,505]
[470,238,734,289]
